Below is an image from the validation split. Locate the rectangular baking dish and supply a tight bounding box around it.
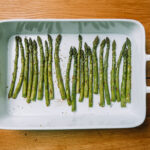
[0,19,148,130]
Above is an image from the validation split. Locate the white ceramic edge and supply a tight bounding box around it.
[0,18,147,130]
[0,18,145,22]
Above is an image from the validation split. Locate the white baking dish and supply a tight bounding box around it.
[0,19,148,130]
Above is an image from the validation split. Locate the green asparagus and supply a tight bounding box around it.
[8,36,19,98]
[111,40,116,102]
[22,38,29,98]
[54,34,66,100]
[121,48,127,107]
[99,39,106,107]
[31,40,38,101]
[65,47,73,106]
[79,50,85,102]
[104,37,111,105]
[88,47,93,107]
[12,37,25,99]
[48,34,54,100]
[44,41,50,106]
[72,48,77,112]
[84,43,89,98]
[92,36,99,94]
[116,41,126,102]
[126,38,131,103]
[37,36,44,100]
[26,38,33,103]
[76,35,82,93]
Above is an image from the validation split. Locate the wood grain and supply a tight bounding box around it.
[0,0,150,149]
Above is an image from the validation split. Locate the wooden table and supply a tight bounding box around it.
[0,0,150,149]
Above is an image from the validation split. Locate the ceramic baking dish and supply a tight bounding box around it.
[0,19,148,130]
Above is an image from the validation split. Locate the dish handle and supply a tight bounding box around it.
[146,54,150,93]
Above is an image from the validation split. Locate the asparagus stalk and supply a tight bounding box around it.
[8,36,19,98]
[22,38,29,98]
[26,38,33,103]
[111,40,116,102]
[92,36,99,94]
[99,39,106,107]
[54,34,66,100]
[76,35,82,93]
[116,42,126,102]
[12,37,25,99]
[104,37,111,105]
[84,43,89,98]
[72,48,77,112]
[44,41,50,106]
[121,48,127,107]
[37,36,44,100]
[126,38,131,103]
[48,34,54,100]
[88,47,93,107]
[65,47,73,106]
[79,50,85,102]
[31,40,38,101]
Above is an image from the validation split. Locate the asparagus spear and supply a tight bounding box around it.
[37,36,44,100]
[88,47,93,107]
[76,35,82,93]
[79,50,85,102]
[99,39,106,107]
[22,38,29,98]
[26,38,33,103]
[126,38,131,103]
[72,48,77,112]
[54,34,66,100]
[116,42,126,102]
[121,48,127,107]
[65,47,73,106]
[12,37,25,99]
[111,40,116,102]
[92,36,99,94]
[8,36,19,98]
[104,37,111,105]
[31,40,38,101]
[44,41,50,106]
[84,43,89,98]
[48,34,54,100]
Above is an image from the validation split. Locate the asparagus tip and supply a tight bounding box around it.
[48,34,52,39]
[24,37,28,42]
[73,47,77,56]
[45,40,48,47]
[33,40,37,48]
[17,36,22,42]
[78,34,82,41]
[69,47,74,56]
[106,37,110,43]
[37,36,42,44]
[84,42,88,48]
[93,36,99,46]
[15,36,19,41]
[126,37,131,46]
[100,39,106,48]
[112,40,116,47]
[84,42,90,53]
[56,34,62,43]
[29,38,32,45]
